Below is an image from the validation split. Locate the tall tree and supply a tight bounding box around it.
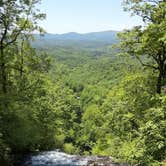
[0,0,47,162]
[0,0,45,98]
[118,0,166,93]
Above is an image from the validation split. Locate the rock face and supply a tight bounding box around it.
[19,150,128,166]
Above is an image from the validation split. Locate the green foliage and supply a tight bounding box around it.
[77,104,104,151]
[91,73,166,165]
[118,0,166,94]
[0,1,165,166]
[0,134,11,164]
[63,143,77,154]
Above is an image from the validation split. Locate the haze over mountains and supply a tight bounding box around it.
[34,30,119,48]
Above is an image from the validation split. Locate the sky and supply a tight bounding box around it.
[38,0,142,34]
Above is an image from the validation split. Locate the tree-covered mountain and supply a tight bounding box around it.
[0,0,166,166]
[43,31,117,41]
[33,31,119,49]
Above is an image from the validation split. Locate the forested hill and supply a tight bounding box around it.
[33,30,118,48]
[0,0,166,166]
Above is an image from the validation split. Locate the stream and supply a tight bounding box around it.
[17,150,128,166]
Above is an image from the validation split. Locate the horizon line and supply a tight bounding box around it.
[44,29,121,35]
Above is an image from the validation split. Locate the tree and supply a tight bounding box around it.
[98,73,165,164]
[0,0,45,100]
[0,0,47,162]
[118,0,166,93]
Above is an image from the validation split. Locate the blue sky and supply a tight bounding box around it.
[38,0,142,34]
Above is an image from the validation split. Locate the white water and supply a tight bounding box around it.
[23,150,95,166]
[22,150,126,166]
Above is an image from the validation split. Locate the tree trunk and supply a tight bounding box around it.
[0,46,8,109]
[0,47,7,94]
[157,72,162,94]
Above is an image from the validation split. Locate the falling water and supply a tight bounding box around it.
[20,150,128,166]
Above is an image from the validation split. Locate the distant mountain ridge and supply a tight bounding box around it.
[33,30,119,48]
[40,30,118,41]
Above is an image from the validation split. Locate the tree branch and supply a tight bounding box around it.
[135,55,158,70]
